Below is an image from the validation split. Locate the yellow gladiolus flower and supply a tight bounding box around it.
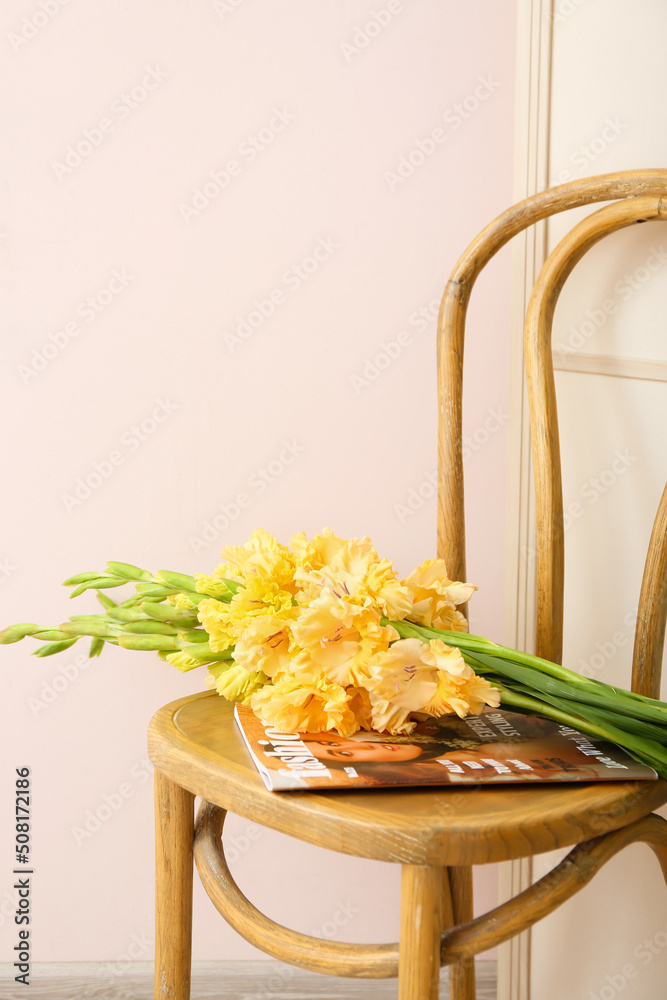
[250,676,361,736]
[232,614,293,678]
[365,638,441,733]
[296,536,413,620]
[216,528,297,592]
[207,661,267,704]
[227,576,294,621]
[289,526,348,571]
[345,685,373,731]
[198,576,295,652]
[193,573,235,599]
[163,651,204,673]
[197,597,235,652]
[402,558,477,632]
[365,637,499,734]
[167,592,199,613]
[290,591,397,687]
[427,669,501,718]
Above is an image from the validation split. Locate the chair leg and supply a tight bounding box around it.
[447,866,476,1000]
[398,863,444,1000]
[154,770,195,1000]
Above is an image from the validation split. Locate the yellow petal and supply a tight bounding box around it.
[402,558,476,629]
[233,615,292,678]
[290,592,393,687]
[250,676,360,735]
[208,661,267,704]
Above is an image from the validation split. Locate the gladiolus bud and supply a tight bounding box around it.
[0,623,41,643]
[118,634,179,651]
[106,561,155,582]
[156,570,198,591]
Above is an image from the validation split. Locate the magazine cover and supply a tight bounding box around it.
[234,704,659,791]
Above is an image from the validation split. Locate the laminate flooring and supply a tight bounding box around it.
[0,959,497,999]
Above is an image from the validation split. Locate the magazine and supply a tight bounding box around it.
[234,704,659,791]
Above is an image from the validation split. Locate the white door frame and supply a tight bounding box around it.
[498,2,553,999]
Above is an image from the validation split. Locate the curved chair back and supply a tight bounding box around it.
[437,169,667,697]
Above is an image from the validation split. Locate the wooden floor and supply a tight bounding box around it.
[0,959,497,999]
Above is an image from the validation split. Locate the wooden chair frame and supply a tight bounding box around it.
[149,171,667,1000]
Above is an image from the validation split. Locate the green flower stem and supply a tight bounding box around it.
[466,649,667,727]
[390,619,589,685]
[388,617,667,778]
[388,618,667,723]
[499,688,667,777]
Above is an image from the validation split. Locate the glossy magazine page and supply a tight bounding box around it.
[234,704,659,791]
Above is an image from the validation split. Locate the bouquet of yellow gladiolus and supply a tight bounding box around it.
[4,528,667,777]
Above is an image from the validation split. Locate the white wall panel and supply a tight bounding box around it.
[529,2,667,996]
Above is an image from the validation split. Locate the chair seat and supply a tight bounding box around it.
[148,691,667,867]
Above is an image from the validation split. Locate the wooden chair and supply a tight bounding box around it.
[148,170,667,1000]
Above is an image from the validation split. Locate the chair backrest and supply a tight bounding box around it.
[436,169,667,698]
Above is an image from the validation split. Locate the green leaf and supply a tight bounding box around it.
[32,638,79,657]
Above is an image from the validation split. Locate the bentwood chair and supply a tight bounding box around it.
[148,171,667,1000]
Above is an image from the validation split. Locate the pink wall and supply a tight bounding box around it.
[0,0,517,965]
